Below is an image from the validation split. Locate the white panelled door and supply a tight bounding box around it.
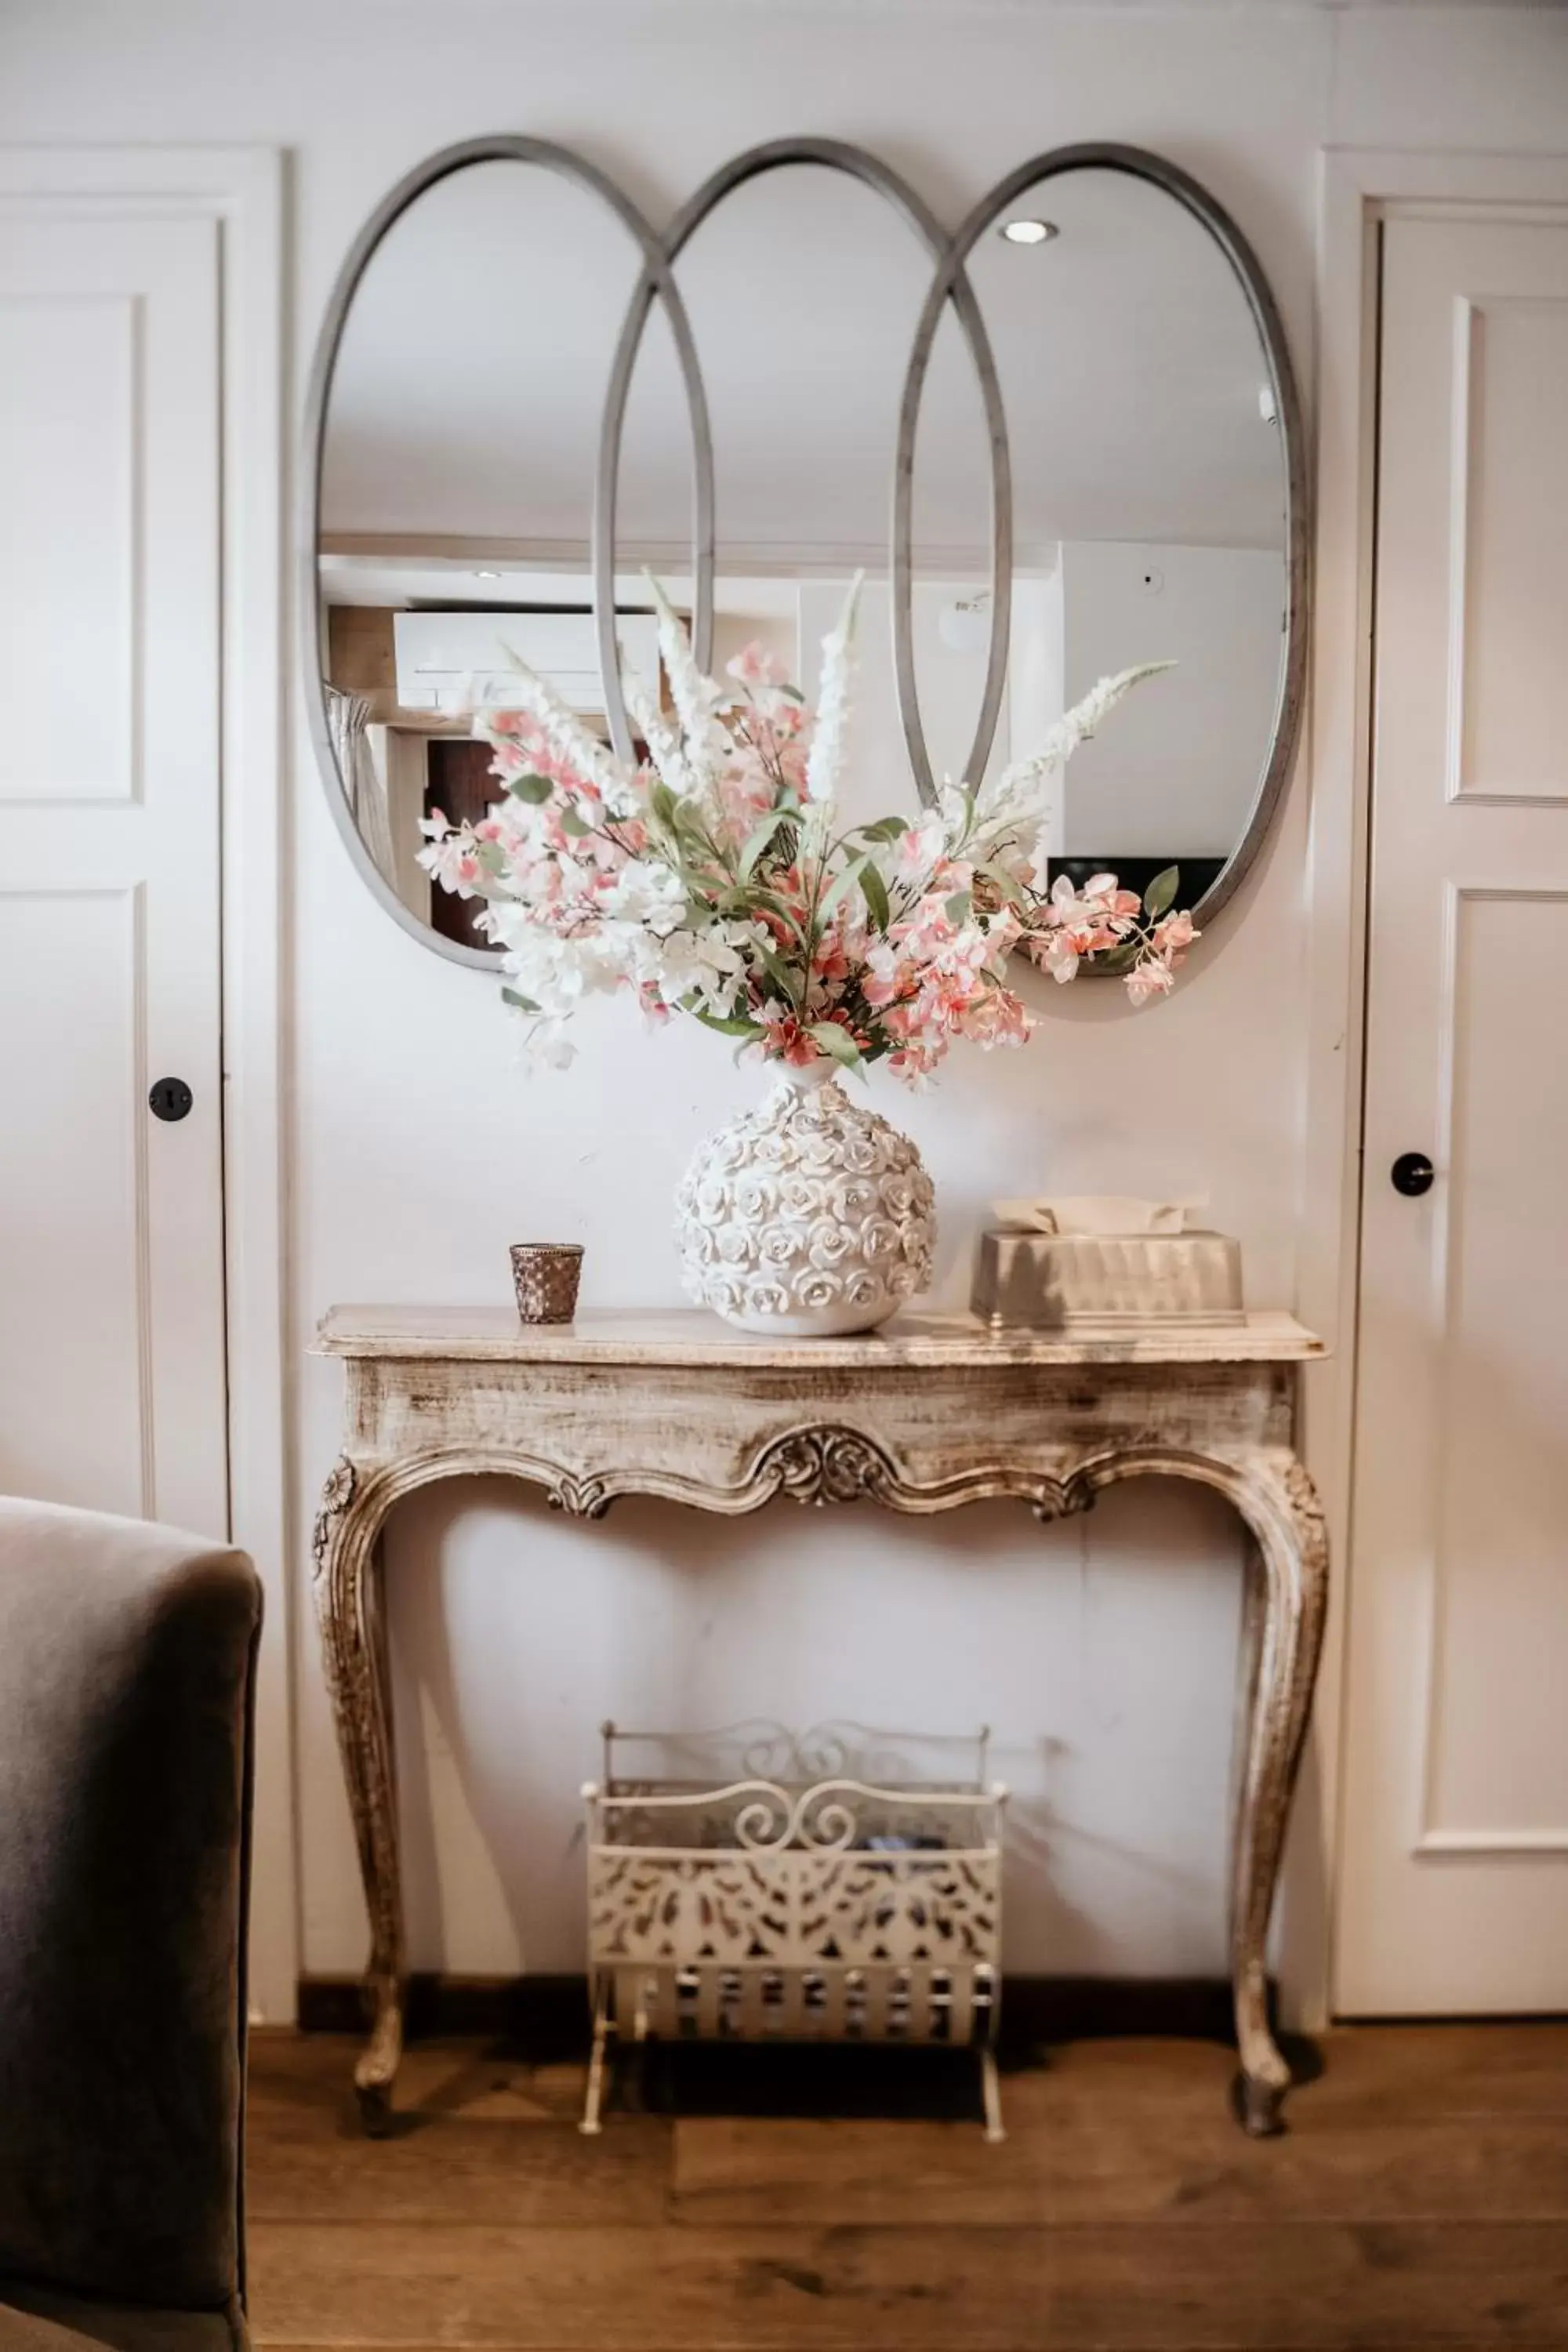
[1338,212,1568,2013]
[0,209,227,1537]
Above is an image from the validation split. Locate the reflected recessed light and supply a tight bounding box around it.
[1257,385,1278,425]
[1000,217,1058,245]
[474,568,502,579]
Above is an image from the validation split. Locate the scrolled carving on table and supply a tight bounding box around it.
[1279,1453,1330,1568]
[311,1454,357,1579]
[759,1425,899,1506]
[545,1468,612,1520]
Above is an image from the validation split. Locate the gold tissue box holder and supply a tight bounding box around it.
[971,1228,1244,1328]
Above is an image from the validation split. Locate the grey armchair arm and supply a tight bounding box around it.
[0,1500,261,2351]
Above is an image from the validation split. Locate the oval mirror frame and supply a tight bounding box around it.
[299,134,712,969]
[593,135,1010,789]
[303,137,1307,970]
[893,143,1309,942]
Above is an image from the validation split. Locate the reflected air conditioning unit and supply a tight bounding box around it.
[391,609,661,717]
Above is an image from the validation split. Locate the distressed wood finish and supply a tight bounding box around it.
[310,1308,1327,2138]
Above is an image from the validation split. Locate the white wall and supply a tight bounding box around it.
[5,0,1565,2014]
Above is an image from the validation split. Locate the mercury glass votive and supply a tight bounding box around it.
[510,1243,583,1324]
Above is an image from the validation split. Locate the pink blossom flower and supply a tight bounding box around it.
[726,639,789,688]
[1155,909,1197,959]
[887,1044,942,1087]
[757,1010,824,1067]
[1125,955,1177,1007]
[861,940,913,1009]
[960,987,1033,1047]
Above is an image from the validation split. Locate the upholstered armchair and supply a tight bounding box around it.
[0,1500,261,2351]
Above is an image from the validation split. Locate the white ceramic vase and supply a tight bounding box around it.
[675,1064,936,1337]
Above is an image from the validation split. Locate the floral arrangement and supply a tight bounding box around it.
[418,580,1196,1083]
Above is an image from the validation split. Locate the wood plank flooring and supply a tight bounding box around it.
[246,2023,1568,2350]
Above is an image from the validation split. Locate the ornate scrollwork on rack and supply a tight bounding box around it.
[586,1771,1005,1970]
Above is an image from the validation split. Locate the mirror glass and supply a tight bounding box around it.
[936,164,1291,917]
[316,158,659,955]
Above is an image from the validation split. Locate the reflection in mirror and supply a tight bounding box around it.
[317,158,657,955]
[650,161,960,834]
[964,165,1289,919]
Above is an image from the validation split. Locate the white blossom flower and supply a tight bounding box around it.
[602,859,687,928]
[651,927,745,1014]
[645,572,726,789]
[803,574,862,806]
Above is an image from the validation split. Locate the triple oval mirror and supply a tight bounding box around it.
[303,138,1306,971]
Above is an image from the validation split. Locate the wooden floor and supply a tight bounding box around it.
[246,2022,1568,2350]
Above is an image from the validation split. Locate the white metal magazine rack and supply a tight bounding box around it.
[582,1722,1009,2140]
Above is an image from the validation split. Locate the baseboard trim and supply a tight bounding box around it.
[296,1970,1269,2056]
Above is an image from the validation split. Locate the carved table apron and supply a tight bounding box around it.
[311,1306,1327,2136]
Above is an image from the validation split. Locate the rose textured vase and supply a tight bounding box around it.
[676,1065,936,1337]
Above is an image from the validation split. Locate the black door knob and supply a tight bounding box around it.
[1391,1151,1434,1197]
[149,1076,194,1123]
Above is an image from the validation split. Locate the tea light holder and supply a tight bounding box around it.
[510,1243,583,1324]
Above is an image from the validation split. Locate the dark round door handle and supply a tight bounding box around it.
[149,1076,194,1123]
[1391,1151,1435,1197]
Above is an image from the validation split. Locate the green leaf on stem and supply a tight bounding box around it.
[738,808,791,879]
[738,887,810,951]
[945,889,973,925]
[752,938,799,1002]
[500,985,541,1012]
[818,855,866,924]
[691,1005,767,1040]
[808,1021,862,1068]
[855,814,909,844]
[475,841,508,875]
[978,861,1024,908]
[1094,940,1142,975]
[1143,865,1180,920]
[508,770,554,804]
[858,861,891,931]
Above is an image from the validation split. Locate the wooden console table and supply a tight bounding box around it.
[311,1306,1327,2136]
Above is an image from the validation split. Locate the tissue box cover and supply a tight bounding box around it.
[971,1229,1244,1327]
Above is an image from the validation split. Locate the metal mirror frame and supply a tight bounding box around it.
[593,135,1009,782]
[895,142,1309,938]
[299,134,710,970]
[302,136,1308,970]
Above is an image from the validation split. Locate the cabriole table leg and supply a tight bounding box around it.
[1225,1447,1329,2135]
[312,1454,408,2132]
